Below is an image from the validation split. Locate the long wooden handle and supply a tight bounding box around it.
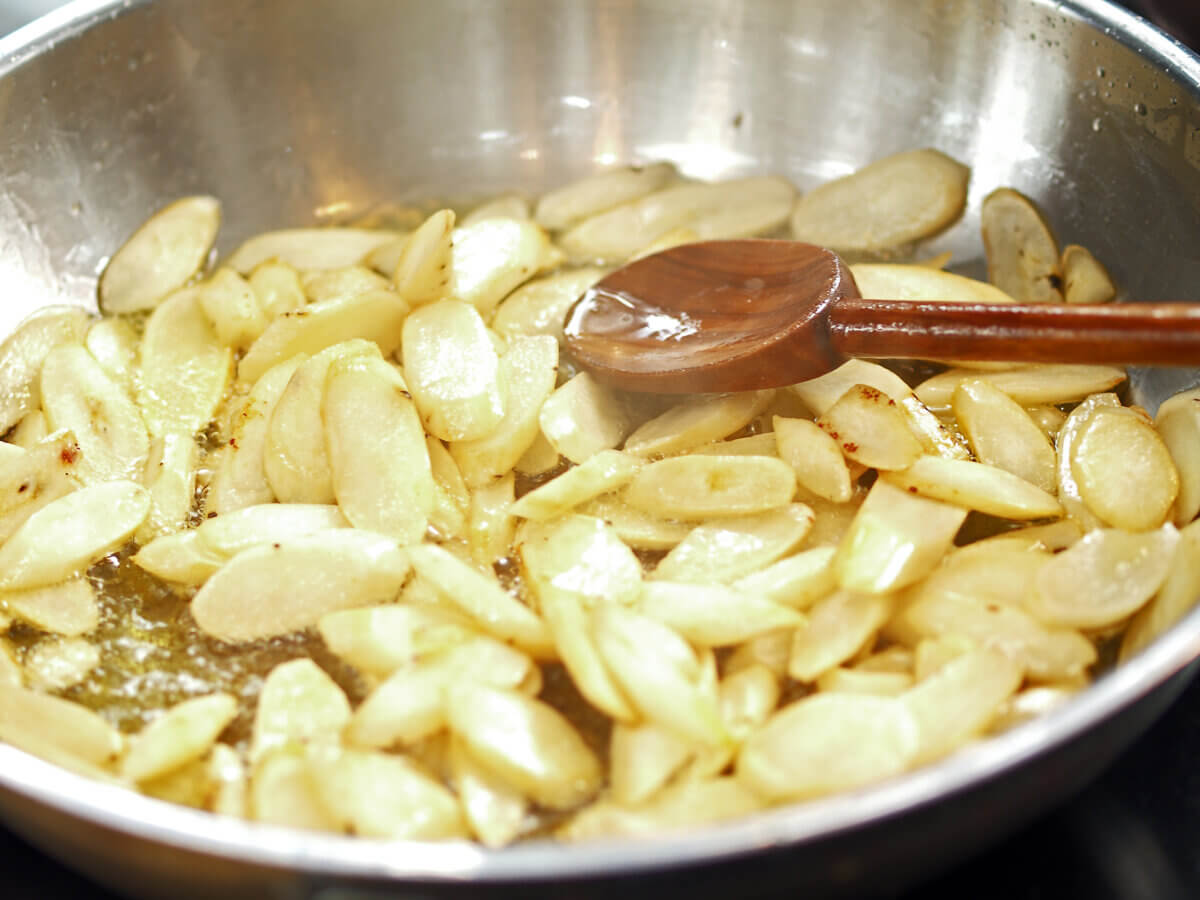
[829,298,1200,365]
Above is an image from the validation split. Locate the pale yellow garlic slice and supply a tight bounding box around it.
[131,530,225,585]
[577,494,693,551]
[307,746,468,839]
[688,179,797,240]
[1027,404,1068,439]
[883,456,1063,520]
[1071,406,1179,531]
[515,437,559,478]
[0,681,124,768]
[407,543,552,656]
[0,480,149,591]
[816,667,913,697]
[510,450,643,521]
[447,683,602,810]
[0,306,92,435]
[248,260,307,319]
[855,645,916,674]
[391,209,454,306]
[362,234,411,280]
[731,545,838,610]
[737,692,919,800]
[238,288,408,385]
[624,455,796,520]
[84,317,139,392]
[0,579,99,636]
[539,372,634,464]
[450,217,553,317]
[888,589,1096,683]
[537,589,636,722]
[1061,244,1116,305]
[207,743,247,818]
[952,378,1057,494]
[974,518,1083,553]
[1155,388,1200,526]
[317,604,478,677]
[137,430,198,543]
[323,355,434,544]
[788,590,891,682]
[262,339,379,505]
[520,514,643,608]
[652,504,813,583]
[100,196,220,313]
[250,659,351,764]
[7,410,48,448]
[196,503,347,559]
[535,163,676,231]
[719,663,781,745]
[190,529,410,642]
[834,479,966,595]
[401,299,506,442]
[1120,519,1200,661]
[227,227,401,274]
[301,265,390,304]
[198,268,269,350]
[691,433,780,457]
[909,542,1052,611]
[561,177,794,262]
[629,226,702,261]
[122,693,238,782]
[790,359,968,460]
[250,746,336,830]
[725,629,794,679]
[209,354,305,514]
[815,383,923,471]
[425,436,469,540]
[911,634,978,681]
[900,646,1023,763]
[638,582,803,647]
[791,149,968,255]
[137,286,233,438]
[773,416,854,503]
[850,263,1015,306]
[915,364,1126,411]
[609,721,694,807]
[463,194,530,227]
[1029,524,1179,629]
[492,268,607,344]
[449,335,558,488]
[1055,392,1122,531]
[468,472,516,565]
[981,187,1063,304]
[346,635,536,748]
[40,343,149,485]
[624,391,773,458]
[593,605,728,748]
[448,735,530,848]
[0,430,81,544]
[560,777,762,840]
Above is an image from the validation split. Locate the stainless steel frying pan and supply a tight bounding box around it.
[0,1,1199,897]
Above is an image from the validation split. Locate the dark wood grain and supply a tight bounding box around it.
[830,297,1200,366]
[563,240,850,392]
[563,239,1200,393]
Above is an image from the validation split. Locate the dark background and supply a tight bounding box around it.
[4,1,1200,898]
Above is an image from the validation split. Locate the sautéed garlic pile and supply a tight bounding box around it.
[0,149,1197,844]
